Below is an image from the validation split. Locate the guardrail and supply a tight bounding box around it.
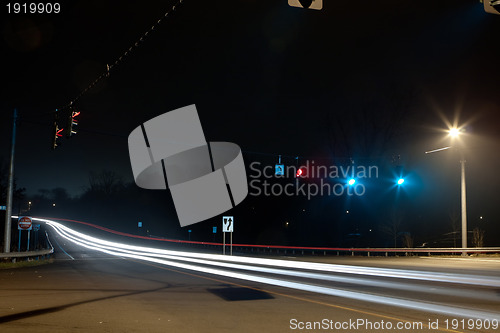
[0,248,54,260]
[227,246,500,257]
[144,235,500,256]
[0,230,54,261]
[176,242,500,257]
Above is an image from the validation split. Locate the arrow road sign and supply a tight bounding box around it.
[223,216,233,232]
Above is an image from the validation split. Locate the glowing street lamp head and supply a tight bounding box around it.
[448,127,460,137]
[397,178,405,185]
[348,178,355,186]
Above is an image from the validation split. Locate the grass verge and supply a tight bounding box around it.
[0,258,54,270]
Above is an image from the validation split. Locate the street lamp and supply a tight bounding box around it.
[449,127,460,137]
[426,127,468,256]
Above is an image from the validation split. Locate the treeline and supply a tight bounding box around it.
[24,170,182,239]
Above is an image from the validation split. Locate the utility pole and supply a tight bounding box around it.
[3,109,17,253]
[460,152,467,256]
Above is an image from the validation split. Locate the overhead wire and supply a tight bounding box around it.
[59,0,185,111]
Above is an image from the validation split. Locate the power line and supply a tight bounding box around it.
[60,0,185,110]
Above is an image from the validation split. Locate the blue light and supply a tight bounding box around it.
[348,178,355,186]
[397,178,405,185]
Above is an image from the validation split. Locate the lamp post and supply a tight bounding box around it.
[425,127,467,256]
[459,150,467,254]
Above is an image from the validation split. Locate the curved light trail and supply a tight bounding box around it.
[31,217,500,322]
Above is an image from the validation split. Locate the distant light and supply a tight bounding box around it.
[397,178,405,185]
[52,203,56,207]
[346,210,349,214]
[348,178,355,186]
[296,168,303,177]
[449,128,460,137]
[480,216,483,220]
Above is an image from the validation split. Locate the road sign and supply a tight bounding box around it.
[0,205,6,210]
[18,216,32,231]
[223,216,233,232]
[275,164,284,176]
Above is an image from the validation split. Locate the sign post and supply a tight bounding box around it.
[33,224,40,250]
[275,155,284,176]
[222,216,234,255]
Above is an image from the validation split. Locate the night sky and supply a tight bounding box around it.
[1,0,499,246]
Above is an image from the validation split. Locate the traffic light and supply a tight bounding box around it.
[394,165,405,186]
[482,0,500,14]
[296,168,305,177]
[51,123,64,150]
[65,109,80,138]
[288,0,323,10]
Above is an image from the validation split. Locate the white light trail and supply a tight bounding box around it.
[47,220,499,303]
[35,217,500,321]
[34,217,500,288]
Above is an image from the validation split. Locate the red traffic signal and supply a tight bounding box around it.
[52,124,64,150]
[296,168,304,177]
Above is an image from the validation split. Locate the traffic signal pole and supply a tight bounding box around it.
[3,109,17,253]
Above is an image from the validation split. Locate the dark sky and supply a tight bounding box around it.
[1,0,499,244]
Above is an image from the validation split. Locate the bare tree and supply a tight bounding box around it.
[402,233,414,248]
[380,210,402,247]
[448,208,460,248]
[325,83,418,159]
[472,228,485,248]
[88,170,124,196]
[0,158,26,203]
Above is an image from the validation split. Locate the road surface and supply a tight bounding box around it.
[0,219,499,332]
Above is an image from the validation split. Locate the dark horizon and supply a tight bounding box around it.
[1,0,499,248]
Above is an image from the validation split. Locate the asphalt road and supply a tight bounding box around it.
[1,221,499,333]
